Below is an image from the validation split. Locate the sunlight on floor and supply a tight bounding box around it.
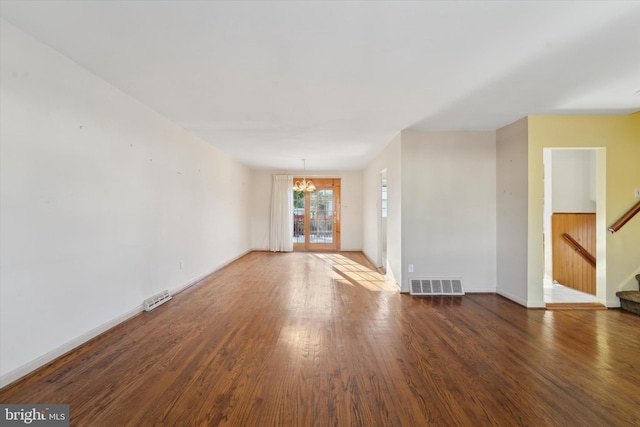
[315,253,398,292]
[544,277,597,303]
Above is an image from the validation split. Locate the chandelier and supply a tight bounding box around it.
[293,159,316,192]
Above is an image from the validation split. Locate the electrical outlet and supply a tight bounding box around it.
[179,260,184,269]
[635,188,640,198]
[408,264,414,273]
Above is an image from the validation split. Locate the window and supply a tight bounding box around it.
[381,183,388,218]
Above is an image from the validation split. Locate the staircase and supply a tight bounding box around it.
[616,274,640,315]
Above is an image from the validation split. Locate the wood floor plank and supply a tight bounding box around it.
[1,251,639,426]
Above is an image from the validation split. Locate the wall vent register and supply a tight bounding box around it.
[410,278,464,296]
[144,289,172,311]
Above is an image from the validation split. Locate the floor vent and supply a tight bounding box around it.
[410,278,464,296]
[144,290,172,311]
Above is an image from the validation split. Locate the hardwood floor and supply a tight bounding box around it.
[1,251,639,426]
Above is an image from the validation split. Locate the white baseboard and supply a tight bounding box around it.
[605,299,621,308]
[361,251,380,268]
[465,287,499,293]
[170,250,252,297]
[0,304,143,388]
[496,289,533,308]
[0,249,254,389]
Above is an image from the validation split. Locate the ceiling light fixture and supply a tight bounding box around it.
[293,159,316,193]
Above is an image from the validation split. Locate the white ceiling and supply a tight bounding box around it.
[1,1,639,171]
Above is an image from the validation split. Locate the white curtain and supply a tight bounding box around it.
[270,175,294,252]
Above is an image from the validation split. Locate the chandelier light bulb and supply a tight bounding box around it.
[293,159,315,192]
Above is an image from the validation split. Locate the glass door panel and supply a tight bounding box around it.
[310,190,333,244]
[292,178,340,251]
[293,190,305,244]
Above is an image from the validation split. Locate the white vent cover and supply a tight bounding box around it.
[144,290,172,311]
[410,278,464,296]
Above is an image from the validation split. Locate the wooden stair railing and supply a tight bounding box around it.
[562,233,596,267]
[609,200,640,233]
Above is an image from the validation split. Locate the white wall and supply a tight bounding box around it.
[551,149,596,213]
[362,133,402,286]
[496,118,530,306]
[543,149,553,278]
[401,130,497,293]
[250,170,363,251]
[0,20,252,385]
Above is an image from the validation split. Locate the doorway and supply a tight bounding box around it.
[378,170,388,272]
[293,178,341,251]
[543,148,605,304]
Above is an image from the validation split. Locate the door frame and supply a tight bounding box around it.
[293,178,341,251]
[542,147,606,303]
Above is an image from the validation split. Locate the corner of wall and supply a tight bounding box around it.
[496,117,530,305]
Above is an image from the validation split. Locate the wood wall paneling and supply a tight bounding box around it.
[552,213,596,294]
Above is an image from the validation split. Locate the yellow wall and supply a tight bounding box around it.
[528,113,640,306]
